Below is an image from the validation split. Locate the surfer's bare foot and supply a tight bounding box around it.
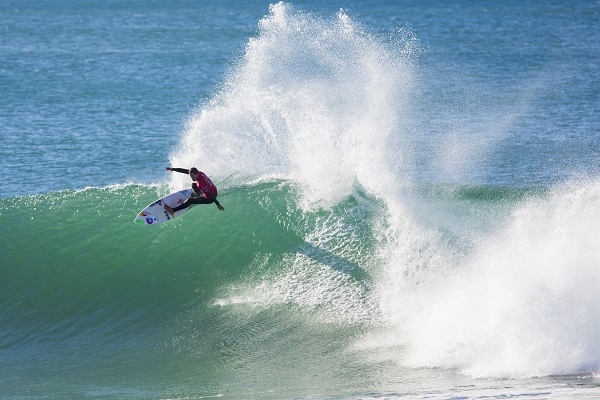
[164,204,175,217]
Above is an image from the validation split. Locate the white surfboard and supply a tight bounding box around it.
[134,188,195,225]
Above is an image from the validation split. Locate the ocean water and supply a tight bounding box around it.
[1,0,600,398]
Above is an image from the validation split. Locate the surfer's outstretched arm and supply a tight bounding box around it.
[165,167,190,174]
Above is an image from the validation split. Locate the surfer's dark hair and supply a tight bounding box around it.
[189,167,199,174]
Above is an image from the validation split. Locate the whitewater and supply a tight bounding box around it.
[171,1,600,378]
[2,1,600,398]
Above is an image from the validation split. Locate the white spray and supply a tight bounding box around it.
[170,2,416,208]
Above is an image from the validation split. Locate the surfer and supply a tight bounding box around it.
[163,167,225,216]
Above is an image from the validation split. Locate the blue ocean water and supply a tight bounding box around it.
[1,1,600,398]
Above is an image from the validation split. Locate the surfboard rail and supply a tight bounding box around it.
[134,188,195,225]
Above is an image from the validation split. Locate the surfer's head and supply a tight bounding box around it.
[189,167,199,180]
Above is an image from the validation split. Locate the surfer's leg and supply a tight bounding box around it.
[171,200,191,213]
[168,196,213,214]
[164,198,192,217]
[184,196,213,207]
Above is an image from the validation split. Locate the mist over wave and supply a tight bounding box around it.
[170,2,417,208]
